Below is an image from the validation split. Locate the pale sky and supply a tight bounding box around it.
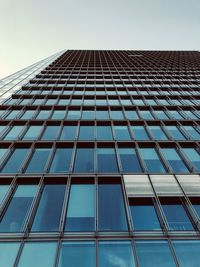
[0,0,200,79]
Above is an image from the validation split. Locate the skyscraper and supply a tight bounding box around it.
[0,50,200,266]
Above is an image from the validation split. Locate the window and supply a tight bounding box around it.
[110,110,124,120]
[36,110,51,120]
[65,184,95,231]
[99,241,136,267]
[124,110,139,120]
[74,148,94,173]
[139,148,165,173]
[97,148,118,173]
[60,125,77,140]
[67,110,81,120]
[153,110,169,120]
[22,126,43,140]
[190,198,200,219]
[135,240,176,267]
[98,182,128,231]
[49,148,72,173]
[139,110,154,119]
[167,110,183,120]
[82,110,95,120]
[119,148,142,173]
[18,242,57,267]
[165,126,186,140]
[113,125,131,140]
[0,242,20,267]
[58,242,95,267]
[96,110,109,120]
[130,198,161,231]
[41,126,60,140]
[0,184,10,205]
[172,240,200,267]
[79,126,94,140]
[181,148,200,171]
[20,110,36,120]
[182,125,200,140]
[0,185,38,232]
[31,184,66,232]
[3,126,24,140]
[96,125,113,140]
[160,197,194,231]
[51,110,66,119]
[161,148,189,173]
[148,126,168,140]
[5,110,21,119]
[131,126,149,140]
[26,148,51,173]
[2,148,29,173]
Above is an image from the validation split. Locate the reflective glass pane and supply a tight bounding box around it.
[182,126,200,140]
[182,148,200,172]
[160,198,194,231]
[3,126,24,140]
[130,198,161,230]
[148,126,168,140]
[26,148,51,173]
[0,185,37,232]
[0,242,20,267]
[65,184,95,231]
[96,110,109,120]
[2,148,29,173]
[60,126,77,140]
[51,110,66,119]
[22,126,43,140]
[79,126,94,140]
[41,126,60,140]
[135,240,176,267]
[49,148,72,173]
[31,184,66,232]
[36,110,51,120]
[0,185,10,205]
[99,241,135,267]
[97,148,118,173]
[110,110,124,120]
[165,126,186,140]
[125,110,139,120]
[140,148,165,173]
[96,125,113,140]
[114,126,131,140]
[131,126,149,140]
[119,148,142,173]
[139,110,154,119]
[18,242,57,267]
[58,242,95,267]
[67,110,81,120]
[172,240,200,267]
[82,110,95,120]
[98,183,128,231]
[74,148,94,173]
[20,110,36,120]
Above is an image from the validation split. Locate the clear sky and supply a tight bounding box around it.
[0,0,200,79]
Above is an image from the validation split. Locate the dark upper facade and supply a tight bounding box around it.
[0,50,199,266]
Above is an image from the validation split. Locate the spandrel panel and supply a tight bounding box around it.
[123,175,153,196]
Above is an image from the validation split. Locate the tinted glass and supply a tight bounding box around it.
[131,126,149,140]
[110,110,124,120]
[0,242,20,267]
[18,242,57,267]
[49,148,72,173]
[60,126,77,140]
[67,110,81,120]
[31,184,66,232]
[182,148,200,171]
[0,185,37,232]
[119,148,142,173]
[51,110,66,119]
[97,148,118,173]
[96,110,109,120]
[3,126,24,140]
[96,125,113,140]
[58,242,95,267]
[20,110,36,120]
[65,184,95,231]
[140,148,165,173]
[135,240,176,267]
[99,241,135,267]
[148,126,168,140]
[125,110,139,120]
[114,126,131,140]
[26,148,51,173]
[36,110,51,120]
[165,126,186,140]
[98,183,128,231]
[74,148,94,173]
[79,126,94,140]
[22,126,43,140]
[182,126,200,140]
[41,126,60,140]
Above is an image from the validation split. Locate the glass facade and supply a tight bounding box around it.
[0,50,199,266]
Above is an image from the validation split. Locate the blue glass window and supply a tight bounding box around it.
[190,198,200,219]
[74,148,94,173]
[18,242,57,267]
[140,148,165,173]
[182,126,200,140]
[0,185,38,232]
[139,110,154,119]
[36,110,51,120]
[79,126,94,140]
[124,110,139,120]
[58,242,95,267]
[113,126,131,140]
[0,242,20,267]
[58,99,70,105]
[49,148,72,173]
[5,110,21,119]
[41,126,60,140]
[153,110,169,120]
[148,126,168,140]
[31,184,66,232]
[2,148,29,173]
[65,184,95,231]
[165,126,186,140]
[99,241,135,267]
[3,126,24,140]
[82,110,95,120]
[0,185,10,205]
[51,110,66,119]
[181,148,200,172]
[96,125,113,140]
[110,110,124,120]
[96,110,109,120]
[172,240,200,267]
[22,126,43,140]
[161,148,189,173]
[131,126,149,140]
[97,148,118,173]
[98,183,128,231]
[183,110,199,120]
[135,240,176,267]
[45,99,57,105]
[167,110,183,120]
[67,110,81,120]
[60,125,77,140]
[26,148,51,173]
[160,197,194,231]
[119,148,142,173]
[20,110,36,120]
[129,198,161,230]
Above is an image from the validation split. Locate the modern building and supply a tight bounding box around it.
[0,50,200,266]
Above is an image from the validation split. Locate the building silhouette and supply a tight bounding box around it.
[0,50,200,266]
